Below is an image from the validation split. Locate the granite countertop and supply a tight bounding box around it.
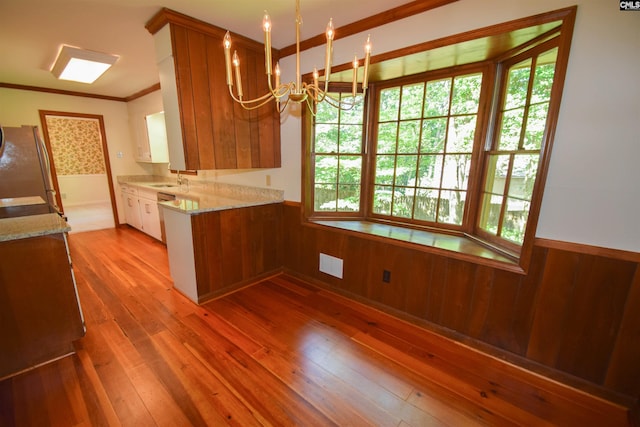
[0,213,70,242]
[0,196,47,208]
[117,175,284,215]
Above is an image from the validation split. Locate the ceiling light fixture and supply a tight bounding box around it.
[223,0,371,113]
[51,45,119,84]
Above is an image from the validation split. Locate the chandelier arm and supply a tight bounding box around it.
[276,97,292,114]
[267,74,286,99]
[229,84,283,104]
[227,86,280,110]
[273,82,296,99]
[305,96,317,117]
[321,93,358,111]
[303,82,327,104]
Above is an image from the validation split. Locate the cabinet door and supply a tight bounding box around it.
[0,234,85,378]
[122,193,142,230]
[140,197,162,241]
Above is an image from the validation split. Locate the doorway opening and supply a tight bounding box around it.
[39,110,118,233]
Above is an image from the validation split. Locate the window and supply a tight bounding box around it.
[313,93,365,213]
[372,72,483,226]
[303,8,576,272]
[479,46,558,248]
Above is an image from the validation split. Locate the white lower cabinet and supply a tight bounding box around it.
[120,184,162,241]
[138,191,162,241]
[122,186,142,230]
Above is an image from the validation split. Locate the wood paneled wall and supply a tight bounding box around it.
[282,203,640,402]
[191,203,283,301]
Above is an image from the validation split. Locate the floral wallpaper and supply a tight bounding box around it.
[45,116,106,175]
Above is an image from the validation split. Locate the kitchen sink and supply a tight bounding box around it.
[149,184,178,188]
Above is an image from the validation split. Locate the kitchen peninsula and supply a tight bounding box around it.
[118,177,284,303]
[0,210,85,379]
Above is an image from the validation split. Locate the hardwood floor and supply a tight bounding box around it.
[0,227,631,426]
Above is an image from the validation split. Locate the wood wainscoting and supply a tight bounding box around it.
[283,202,640,418]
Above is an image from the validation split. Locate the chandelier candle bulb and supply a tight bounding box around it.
[275,63,281,88]
[324,18,334,86]
[363,35,371,90]
[263,13,272,75]
[223,32,233,86]
[232,51,243,98]
[352,56,359,97]
[313,68,319,94]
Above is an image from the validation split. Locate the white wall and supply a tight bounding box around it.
[269,0,640,253]
[57,174,111,206]
[0,88,152,223]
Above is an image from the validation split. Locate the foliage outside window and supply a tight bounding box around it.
[313,93,365,213]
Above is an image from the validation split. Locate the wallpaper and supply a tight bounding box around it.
[45,116,106,175]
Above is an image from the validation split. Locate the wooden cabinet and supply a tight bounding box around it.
[146,8,281,171]
[0,232,85,379]
[163,203,283,303]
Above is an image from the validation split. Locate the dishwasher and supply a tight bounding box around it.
[157,192,176,243]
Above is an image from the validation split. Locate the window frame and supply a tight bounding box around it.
[301,8,576,273]
[476,39,562,256]
[366,63,494,233]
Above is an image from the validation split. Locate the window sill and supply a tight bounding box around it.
[308,219,524,274]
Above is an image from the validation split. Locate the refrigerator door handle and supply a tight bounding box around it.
[33,127,58,207]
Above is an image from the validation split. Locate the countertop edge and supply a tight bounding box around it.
[0,213,70,242]
[159,198,284,215]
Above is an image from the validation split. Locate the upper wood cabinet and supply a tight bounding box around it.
[146,9,281,171]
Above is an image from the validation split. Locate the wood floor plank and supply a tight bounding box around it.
[251,346,390,427]
[78,322,155,425]
[181,312,337,426]
[40,357,88,427]
[151,330,261,426]
[73,346,122,427]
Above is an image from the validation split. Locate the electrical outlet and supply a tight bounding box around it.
[382,270,391,283]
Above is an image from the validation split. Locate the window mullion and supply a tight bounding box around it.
[518,56,538,150]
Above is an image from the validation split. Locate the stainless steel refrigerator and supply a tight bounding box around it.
[0,125,61,217]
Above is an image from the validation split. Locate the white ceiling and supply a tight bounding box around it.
[0,0,410,99]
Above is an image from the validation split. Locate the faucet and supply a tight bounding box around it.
[176,170,189,192]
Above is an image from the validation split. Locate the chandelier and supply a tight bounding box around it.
[223,0,371,112]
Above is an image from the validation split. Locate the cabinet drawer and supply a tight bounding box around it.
[120,184,138,196]
[138,188,158,201]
